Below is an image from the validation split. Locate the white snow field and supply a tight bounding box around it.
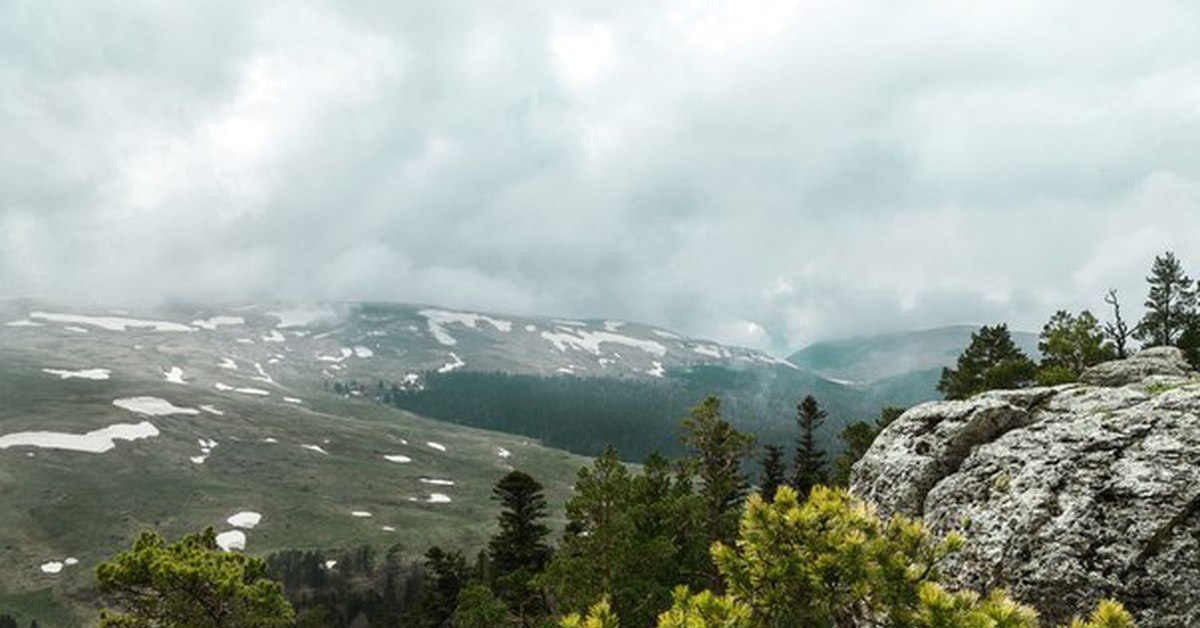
[384,454,412,463]
[113,397,200,416]
[30,312,193,332]
[164,367,187,384]
[426,441,447,452]
[427,494,452,504]
[227,511,262,529]
[191,316,245,330]
[540,329,667,357]
[351,511,373,518]
[437,353,465,373]
[41,368,111,380]
[216,530,246,551]
[419,309,513,346]
[0,422,159,453]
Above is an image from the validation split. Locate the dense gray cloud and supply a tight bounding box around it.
[3,0,1200,353]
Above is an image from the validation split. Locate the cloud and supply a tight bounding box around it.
[3,0,1200,353]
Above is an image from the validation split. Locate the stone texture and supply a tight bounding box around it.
[851,350,1200,627]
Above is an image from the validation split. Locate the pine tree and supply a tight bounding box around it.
[419,546,470,628]
[1134,251,1197,347]
[680,396,754,556]
[1036,310,1116,384]
[790,395,827,497]
[488,470,552,624]
[758,444,787,502]
[937,324,1037,399]
[96,528,294,628]
[0,614,17,628]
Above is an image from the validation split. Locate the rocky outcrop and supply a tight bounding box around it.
[850,348,1200,627]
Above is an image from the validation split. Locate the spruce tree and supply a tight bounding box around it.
[758,444,787,502]
[791,395,827,497]
[1134,251,1197,347]
[680,396,754,582]
[488,470,552,624]
[937,324,1037,399]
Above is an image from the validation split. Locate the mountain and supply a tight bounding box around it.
[0,299,886,625]
[789,325,1041,404]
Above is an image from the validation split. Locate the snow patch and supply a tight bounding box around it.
[300,444,328,455]
[420,478,455,486]
[351,511,373,518]
[324,560,338,569]
[692,344,727,359]
[192,316,245,330]
[283,397,303,404]
[651,329,682,340]
[496,447,512,458]
[420,309,514,346]
[164,367,187,384]
[114,397,199,416]
[384,454,412,463]
[267,306,337,329]
[30,312,192,332]
[541,330,667,357]
[0,421,159,454]
[214,383,270,396]
[6,319,44,327]
[64,326,89,333]
[219,357,239,370]
[427,493,452,504]
[353,346,374,358]
[646,361,666,378]
[603,321,624,332]
[227,511,262,529]
[215,530,246,552]
[42,368,111,381]
[251,363,275,385]
[426,441,446,452]
[437,353,465,373]
[524,324,537,332]
[381,526,396,532]
[40,561,64,574]
[200,405,225,416]
[262,437,279,444]
[262,330,286,343]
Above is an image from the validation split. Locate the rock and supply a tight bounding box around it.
[1079,346,1190,387]
[851,350,1200,627]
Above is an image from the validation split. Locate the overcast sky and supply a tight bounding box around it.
[3,1,1200,353]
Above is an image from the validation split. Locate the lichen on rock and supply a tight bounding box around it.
[850,347,1200,627]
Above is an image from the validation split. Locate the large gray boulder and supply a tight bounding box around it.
[850,349,1200,627]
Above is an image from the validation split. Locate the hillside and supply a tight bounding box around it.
[790,326,1041,403]
[0,299,891,624]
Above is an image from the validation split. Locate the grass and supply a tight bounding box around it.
[0,329,592,626]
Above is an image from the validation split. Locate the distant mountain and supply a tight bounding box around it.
[789,325,1041,404]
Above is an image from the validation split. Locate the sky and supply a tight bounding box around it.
[3,0,1200,354]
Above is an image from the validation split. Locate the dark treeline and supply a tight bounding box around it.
[346,365,863,461]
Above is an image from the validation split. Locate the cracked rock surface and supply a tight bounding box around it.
[850,348,1200,627]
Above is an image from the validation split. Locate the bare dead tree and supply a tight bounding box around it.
[1104,288,1131,358]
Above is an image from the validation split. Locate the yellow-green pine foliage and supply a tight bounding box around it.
[96,527,295,628]
[655,587,752,628]
[1062,600,1137,628]
[559,597,621,628]
[710,485,963,626]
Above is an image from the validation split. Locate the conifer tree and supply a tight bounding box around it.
[1134,251,1197,347]
[680,396,754,557]
[420,546,470,628]
[758,444,787,502]
[1037,310,1116,384]
[488,470,552,624]
[937,324,1037,399]
[791,395,827,497]
[95,528,294,628]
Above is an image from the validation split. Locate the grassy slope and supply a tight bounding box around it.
[0,340,589,626]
